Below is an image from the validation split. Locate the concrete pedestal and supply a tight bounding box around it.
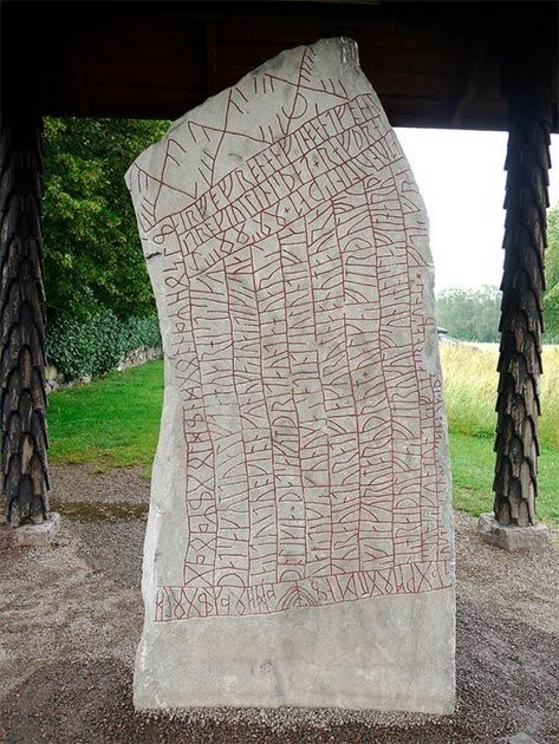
[0,512,61,549]
[478,513,549,551]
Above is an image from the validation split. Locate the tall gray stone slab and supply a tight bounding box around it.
[126,37,455,714]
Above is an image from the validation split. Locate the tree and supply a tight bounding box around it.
[436,206,558,344]
[544,202,559,340]
[43,117,169,322]
[436,286,501,342]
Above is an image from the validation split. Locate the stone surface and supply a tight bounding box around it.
[126,37,455,713]
[0,512,61,548]
[478,513,549,552]
[117,345,163,372]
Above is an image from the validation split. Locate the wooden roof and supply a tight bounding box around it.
[2,1,558,131]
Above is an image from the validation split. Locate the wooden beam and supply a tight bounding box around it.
[9,0,555,131]
[70,31,91,116]
[206,24,219,97]
[451,48,486,128]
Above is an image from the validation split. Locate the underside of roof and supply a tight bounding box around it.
[2,1,558,131]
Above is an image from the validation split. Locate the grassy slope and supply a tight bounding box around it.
[48,348,559,523]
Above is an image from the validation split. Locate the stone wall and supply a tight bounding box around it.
[45,346,163,393]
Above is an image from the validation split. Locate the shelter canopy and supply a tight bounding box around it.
[2,1,558,131]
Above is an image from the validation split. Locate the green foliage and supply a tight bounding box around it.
[43,117,169,322]
[47,313,161,380]
[544,203,559,340]
[546,203,559,288]
[118,316,162,357]
[436,285,501,342]
[545,283,559,342]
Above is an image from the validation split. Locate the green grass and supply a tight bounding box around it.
[441,343,559,524]
[47,348,559,523]
[449,434,559,524]
[48,360,164,469]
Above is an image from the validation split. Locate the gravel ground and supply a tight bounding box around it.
[0,463,558,743]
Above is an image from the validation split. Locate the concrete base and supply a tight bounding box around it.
[477,514,549,552]
[0,512,61,549]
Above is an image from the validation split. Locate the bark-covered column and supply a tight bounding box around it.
[0,111,49,526]
[493,66,551,526]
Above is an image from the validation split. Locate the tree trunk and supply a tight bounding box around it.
[0,112,49,526]
[493,82,551,526]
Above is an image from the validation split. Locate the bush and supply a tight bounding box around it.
[47,313,161,380]
[118,316,163,358]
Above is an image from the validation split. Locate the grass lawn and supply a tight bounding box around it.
[441,343,559,523]
[48,360,163,470]
[48,348,559,524]
[449,434,559,523]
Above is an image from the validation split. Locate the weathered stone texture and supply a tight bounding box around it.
[127,37,455,713]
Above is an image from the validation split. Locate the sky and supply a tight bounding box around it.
[395,128,559,293]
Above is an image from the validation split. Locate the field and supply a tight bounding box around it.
[441,343,559,522]
[47,343,559,523]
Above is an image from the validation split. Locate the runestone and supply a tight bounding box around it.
[127,37,455,713]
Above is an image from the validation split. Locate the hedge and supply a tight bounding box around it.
[46,312,161,380]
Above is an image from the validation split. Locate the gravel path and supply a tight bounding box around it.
[1,464,558,743]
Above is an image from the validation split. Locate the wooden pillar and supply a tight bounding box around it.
[0,109,50,526]
[493,54,552,526]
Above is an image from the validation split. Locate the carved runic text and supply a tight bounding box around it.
[127,43,452,623]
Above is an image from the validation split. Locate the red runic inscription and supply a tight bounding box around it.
[128,45,452,623]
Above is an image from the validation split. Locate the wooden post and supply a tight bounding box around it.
[0,109,50,526]
[493,55,552,526]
